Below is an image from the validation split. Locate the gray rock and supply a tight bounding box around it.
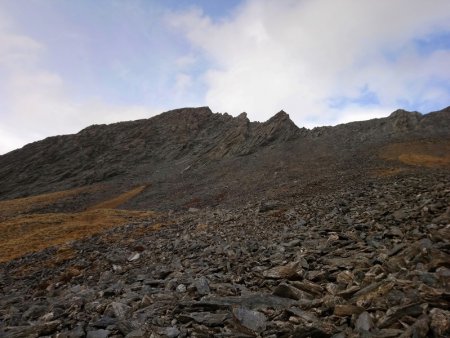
[128,252,140,262]
[176,284,186,293]
[105,302,131,320]
[378,303,423,328]
[263,261,303,280]
[56,325,85,338]
[125,329,145,338]
[1,321,61,338]
[178,312,228,326]
[194,276,210,295]
[273,283,312,300]
[355,311,374,332]
[86,329,110,338]
[93,316,116,328]
[292,325,333,338]
[183,293,298,310]
[232,306,267,333]
[22,304,47,320]
[164,326,180,338]
[429,308,450,336]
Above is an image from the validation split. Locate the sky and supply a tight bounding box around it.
[0,0,449,154]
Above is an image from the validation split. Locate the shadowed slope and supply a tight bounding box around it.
[0,106,449,212]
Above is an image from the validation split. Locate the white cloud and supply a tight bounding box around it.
[175,54,197,69]
[0,125,26,154]
[168,0,450,126]
[333,106,394,126]
[0,12,158,155]
[174,73,193,95]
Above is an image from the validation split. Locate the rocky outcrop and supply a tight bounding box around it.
[0,106,449,210]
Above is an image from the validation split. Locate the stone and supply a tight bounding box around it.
[176,284,187,293]
[429,308,450,336]
[125,329,145,338]
[86,329,110,338]
[336,270,354,285]
[378,303,423,328]
[273,283,312,300]
[128,252,140,261]
[22,305,47,320]
[353,280,395,307]
[105,302,131,320]
[194,276,210,295]
[355,311,374,332]
[164,327,180,338]
[334,304,364,317]
[263,261,303,280]
[399,315,429,338]
[232,306,267,333]
[287,307,318,322]
[1,321,61,337]
[291,280,324,296]
[178,312,228,326]
[291,325,333,338]
[183,293,298,310]
[56,325,85,338]
[93,317,116,328]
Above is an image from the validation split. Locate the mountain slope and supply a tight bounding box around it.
[0,106,449,211]
[1,106,450,337]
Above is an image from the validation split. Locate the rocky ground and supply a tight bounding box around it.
[1,169,449,337]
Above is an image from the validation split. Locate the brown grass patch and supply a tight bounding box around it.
[398,153,450,167]
[0,185,101,221]
[0,185,156,263]
[0,208,155,263]
[380,140,450,168]
[372,168,405,177]
[89,185,147,210]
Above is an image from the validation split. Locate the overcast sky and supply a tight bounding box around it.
[1,0,449,154]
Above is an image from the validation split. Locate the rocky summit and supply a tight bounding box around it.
[0,106,449,337]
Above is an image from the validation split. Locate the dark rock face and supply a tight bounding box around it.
[0,106,449,211]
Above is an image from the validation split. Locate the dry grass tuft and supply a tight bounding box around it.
[380,140,450,168]
[0,208,155,263]
[398,153,450,167]
[0,185,100,221]
[372,168,405,177]
[0,184,157,263]
[89,185,147,210]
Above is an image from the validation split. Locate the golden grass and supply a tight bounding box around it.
[0,209,155,263]
[0,185,100,221]
[89,185,147,210]
[372,168,405,177]
[398,153,450,167]
[0,184,157,263]
[380,140,450,168]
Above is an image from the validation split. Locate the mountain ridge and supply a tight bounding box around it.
[0,106,449,210]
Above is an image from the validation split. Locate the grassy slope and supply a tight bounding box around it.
[1,139,449,263]
[380,139,450,168]
[0,186,155,263]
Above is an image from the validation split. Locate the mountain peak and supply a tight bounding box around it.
[388,109,421,119]
[387,109,422,132]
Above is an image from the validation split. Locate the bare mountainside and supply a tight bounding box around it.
[0,106,449,211]
[1,106,450,337]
